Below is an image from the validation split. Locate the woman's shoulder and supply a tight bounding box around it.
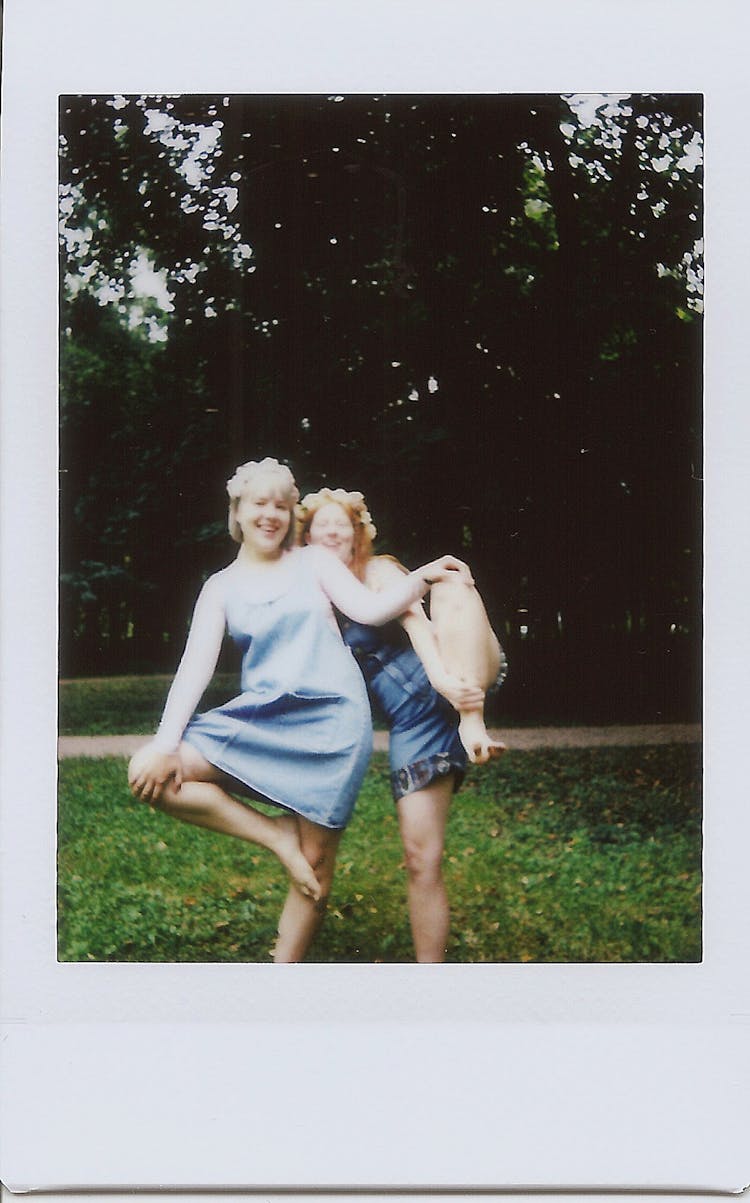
[199,562,239,602]
[364,554,409,589]
[299,543,338,574]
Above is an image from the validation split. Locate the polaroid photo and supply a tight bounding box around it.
[1,0,749,1193]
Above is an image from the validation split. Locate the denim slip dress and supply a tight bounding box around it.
[340,618,467,801]
[182,552,373,829]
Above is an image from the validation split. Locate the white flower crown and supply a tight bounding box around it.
[297,487,377,542]
[226,457,299,504]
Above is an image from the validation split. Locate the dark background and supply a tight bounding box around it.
[58,93,703,723]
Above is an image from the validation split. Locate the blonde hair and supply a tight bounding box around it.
[226,457,299,548]
[296,487,377,580]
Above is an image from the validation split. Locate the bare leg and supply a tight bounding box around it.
[273,819,343,962]
[429,577,506,764]
[397,776,454,962]
[129,741,322,900]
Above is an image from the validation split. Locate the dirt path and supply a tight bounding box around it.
[58,723,701,759]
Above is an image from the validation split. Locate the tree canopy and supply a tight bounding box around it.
[59,92,703,720]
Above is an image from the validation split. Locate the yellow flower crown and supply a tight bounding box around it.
[297,487,377,541]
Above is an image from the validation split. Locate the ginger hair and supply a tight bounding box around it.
[296,487,377,580]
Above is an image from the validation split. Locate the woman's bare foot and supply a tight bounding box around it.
[458,712,507,765]
[270,815,322,900]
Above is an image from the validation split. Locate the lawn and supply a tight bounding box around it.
[59,674,239,736]
[57,674,582,736]
[58,744,702,963]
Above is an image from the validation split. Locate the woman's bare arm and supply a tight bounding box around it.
[153,575,227,749]
[365,557,483,711]
[308,545,471,626]
[128,575,226,800]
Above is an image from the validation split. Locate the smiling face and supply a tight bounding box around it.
[306,501,356,566]
[235,476,293,558]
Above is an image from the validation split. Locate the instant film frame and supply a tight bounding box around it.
[2,0,749,1192]
[55,87,703,967]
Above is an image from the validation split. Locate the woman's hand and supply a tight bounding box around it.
[431,671,485,713]
[418,554,474,586]
[128,741,183,804]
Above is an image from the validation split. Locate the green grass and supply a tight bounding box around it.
[59,675,647,736]
[59,674,239,735]
[58,744,702,963]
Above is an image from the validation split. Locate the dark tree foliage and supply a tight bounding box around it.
[59,93,702,720]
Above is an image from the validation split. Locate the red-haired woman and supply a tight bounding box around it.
[297,487,506,962]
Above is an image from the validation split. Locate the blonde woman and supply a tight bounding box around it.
[298,487,505,962]
[128,458,469,962]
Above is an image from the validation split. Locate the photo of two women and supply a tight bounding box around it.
[58,92,703,965]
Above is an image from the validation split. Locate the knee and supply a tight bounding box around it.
[140,781,182,811]
[302,856,333,915]
[402,836,443,885]
[309,860,336,903]
[158,783,180,808]
[430,575,475,617]
[303,839,339,897]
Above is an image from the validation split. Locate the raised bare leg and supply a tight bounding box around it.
[397,776,454,962]
[273,819,343,962]
[429,577,506,764]
[129,741,322,900]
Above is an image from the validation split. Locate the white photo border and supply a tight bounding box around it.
[1,0,748,1191]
